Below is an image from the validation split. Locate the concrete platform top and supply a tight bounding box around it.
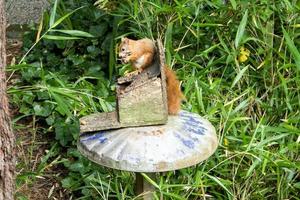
[78,110,218,172]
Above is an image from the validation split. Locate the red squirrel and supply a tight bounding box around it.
[118,37,183,115]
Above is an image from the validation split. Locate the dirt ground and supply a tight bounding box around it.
[6,38,70,200]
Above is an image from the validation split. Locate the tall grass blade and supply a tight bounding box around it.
[282,26,300,70]
[229,0,237,10]
[36,14,44,42]
[205,173,233,197]
[231,65,249,88]
[50,29,94,37]
[278,72,292,110]
[195,81,205,113]
[43,35,81,40]
[109,17,118,80]
[165,22,173,65]
[161,191,185,200]
[49,0,59,27]
[235,10,248,48]
[141,173,159,189]
[50,6,85,29]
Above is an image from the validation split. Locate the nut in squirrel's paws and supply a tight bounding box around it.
[120,51,131,64]
[121,57,129,64]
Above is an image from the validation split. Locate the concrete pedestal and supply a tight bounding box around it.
[78,110,218,199]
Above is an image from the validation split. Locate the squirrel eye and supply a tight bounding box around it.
[121,48,125,52]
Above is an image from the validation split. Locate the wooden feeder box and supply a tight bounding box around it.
[80,39,168,132]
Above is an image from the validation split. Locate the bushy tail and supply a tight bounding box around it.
[164,66,183,115]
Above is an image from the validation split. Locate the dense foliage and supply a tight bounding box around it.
[9,0,299,199]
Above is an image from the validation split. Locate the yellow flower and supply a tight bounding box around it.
[224,138,229,146]
[238,47,250,63]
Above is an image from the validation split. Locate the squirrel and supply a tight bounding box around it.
[118,37,183,115]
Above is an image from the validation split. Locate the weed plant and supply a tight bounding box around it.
[9,0,300,199]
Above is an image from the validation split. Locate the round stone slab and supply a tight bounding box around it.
[78,110,218,172]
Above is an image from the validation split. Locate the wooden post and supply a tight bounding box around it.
[0,0,15,199]
[135,173,156,200]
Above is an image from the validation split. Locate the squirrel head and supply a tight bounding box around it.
[119,37,132,63]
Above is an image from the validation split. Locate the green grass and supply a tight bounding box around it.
[9,0,300,199]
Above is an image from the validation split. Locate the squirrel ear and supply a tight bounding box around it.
[121,37,130,43]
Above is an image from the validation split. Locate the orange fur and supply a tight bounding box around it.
[119,38,155,70]
[119,37,183,115]
[164,66,183,115]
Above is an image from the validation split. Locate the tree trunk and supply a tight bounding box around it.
[0,0,15,199]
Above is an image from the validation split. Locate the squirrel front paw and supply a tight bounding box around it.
[123,56,130,64]
[120,55,130,64]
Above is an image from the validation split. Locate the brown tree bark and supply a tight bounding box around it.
[0,0,15,199]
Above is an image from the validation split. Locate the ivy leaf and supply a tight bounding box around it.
[33,102,54,117]
[61,177,77,189]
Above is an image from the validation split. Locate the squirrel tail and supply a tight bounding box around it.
[164,66,183,115]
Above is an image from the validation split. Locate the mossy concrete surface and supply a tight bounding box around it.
[5,0,49,25]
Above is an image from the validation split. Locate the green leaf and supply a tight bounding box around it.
[33,102,54,117]
[161,191,186,200]
[89,23,108,37]
[69,162,85,173]
[67,54,85,65]
[49,89,72,117]
[36,13,44,42]
[282,26,300,70]
[229,0,237,10]
[141,173,159,189]
[231,65,249,88]
[49,0,59,27]
[205,174,233,197]
[51,29,94,37]
[43,35,81,40]
[235,10,248,48]
[165,22,173,65]
[246,158,261,178]
[55,122,74,146]
[50,6,85,29]
[294,182,300,189]
[46,115,55,126]
[109,17,118,80]
[61,177,75,189]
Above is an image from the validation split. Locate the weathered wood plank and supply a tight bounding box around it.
[117,60,160,85]
[118,78,167,125]
[80,112,121,132]
[157,39,168,115]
